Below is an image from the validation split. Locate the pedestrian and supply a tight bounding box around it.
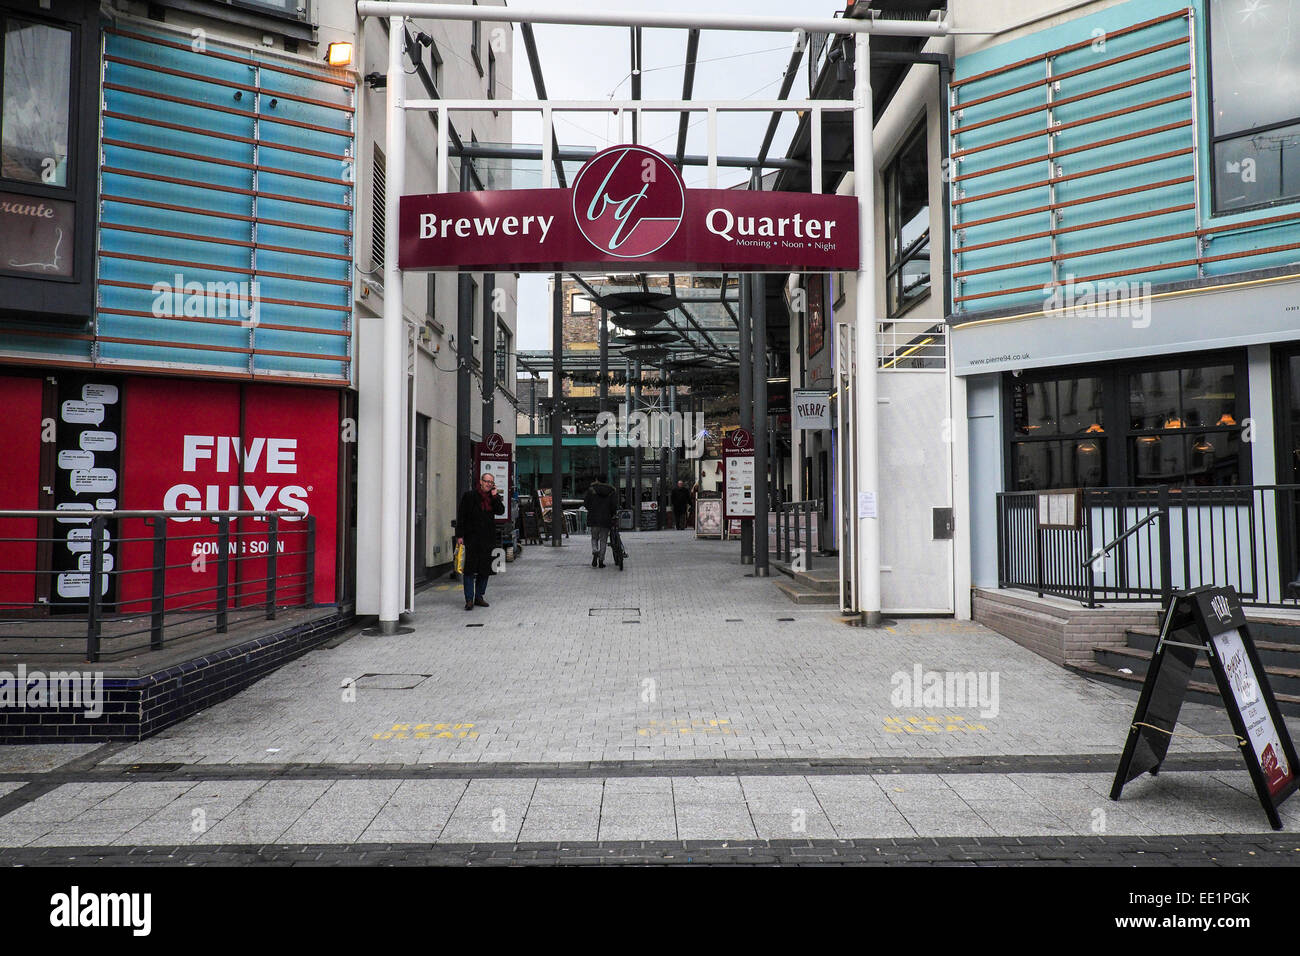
[583,474,617,567]
[671,479,691,530]
[457,471,505,610]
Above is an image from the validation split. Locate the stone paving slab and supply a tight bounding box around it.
[0,769,1287,847]
[82,531,1242,768]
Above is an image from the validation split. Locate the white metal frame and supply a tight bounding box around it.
[358,1,954,632]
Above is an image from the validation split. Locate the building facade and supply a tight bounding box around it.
[948,0,1300,608]
[0,0,516,618]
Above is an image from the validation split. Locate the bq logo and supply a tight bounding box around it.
[571,145,685,258]
[484,433,506,454]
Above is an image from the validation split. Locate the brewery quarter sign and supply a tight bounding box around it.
[399,145,859,273]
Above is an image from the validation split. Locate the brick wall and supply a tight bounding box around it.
[973,588,1159,666]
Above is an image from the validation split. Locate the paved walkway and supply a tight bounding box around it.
[1,530,1296,863]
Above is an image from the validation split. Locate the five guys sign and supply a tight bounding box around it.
[400,145,859,273]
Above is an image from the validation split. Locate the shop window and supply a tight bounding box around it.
[1,18,72,187]
[1127,363,1242,486]
[883,122,930,316]
[1208,0,1300,212]
[1010,375,1106,491]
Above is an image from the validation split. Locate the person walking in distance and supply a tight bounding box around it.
[583,474,617,567]
[457,471,505,610]
[671,480,691,531]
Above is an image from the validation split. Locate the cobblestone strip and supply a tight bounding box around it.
[0,752,1245,790]
[4,834,1300,866]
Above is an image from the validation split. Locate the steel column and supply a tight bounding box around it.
[853,31,881,626]
[551,274,564,545]
[378,15,407,632]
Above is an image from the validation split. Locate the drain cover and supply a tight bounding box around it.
[589,607,640,617]
[354,673,431,690]
[125,763,182,774]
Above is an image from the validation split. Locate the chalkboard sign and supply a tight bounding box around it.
[1111,585,1299,830]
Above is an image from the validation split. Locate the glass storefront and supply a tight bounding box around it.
[1006,353,1248,491]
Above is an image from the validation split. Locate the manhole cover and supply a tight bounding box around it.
[354,673,431,690]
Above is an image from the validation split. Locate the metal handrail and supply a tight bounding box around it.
[1081,507,1165,568]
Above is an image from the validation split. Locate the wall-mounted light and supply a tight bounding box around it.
[325,41,353,67]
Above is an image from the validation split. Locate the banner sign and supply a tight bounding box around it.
[723,428,755,520]
[473,433,513,525]
[792,390,831,431]
[400,145,859,273]
[1111,585,1299,830]
[120,379,339,609]
[52,374,122,610]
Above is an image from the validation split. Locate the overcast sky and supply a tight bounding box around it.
[505,0,849,351]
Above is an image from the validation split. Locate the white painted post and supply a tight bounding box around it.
[379,16,407,633]
[852,31,881,626]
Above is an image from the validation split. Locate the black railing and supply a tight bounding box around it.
[0,510,318,662]
[771,499,823,570]
[996,485,1300,609]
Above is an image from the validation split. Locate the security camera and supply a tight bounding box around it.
[471,335,480,345]
[1011,368,1023,377]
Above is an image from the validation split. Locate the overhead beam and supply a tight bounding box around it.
[675,28,700,166]
[356,3,954,38]
[519,22,568,188]
[755,39,805,166]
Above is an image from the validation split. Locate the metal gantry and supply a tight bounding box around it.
[356,0,955,632]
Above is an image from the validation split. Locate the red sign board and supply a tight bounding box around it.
[0,375,44,608]
[119,379,338,609]
[400,145,858,273]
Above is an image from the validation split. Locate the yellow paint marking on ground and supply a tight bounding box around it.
[373,722,478,740]
[636,718,734,737]
[883,715,988,734]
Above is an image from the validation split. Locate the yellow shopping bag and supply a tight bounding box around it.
[454,542,465,574]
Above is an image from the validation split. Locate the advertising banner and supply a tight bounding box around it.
[723,428,756,520]
[400,145,858,273]
[51,374,122,611]
[120,380,338,609]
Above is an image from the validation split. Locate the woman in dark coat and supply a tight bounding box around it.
[457,472,506,610]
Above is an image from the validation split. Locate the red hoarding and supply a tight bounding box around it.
[400,145,858,273]
[0,375,44,608]
[120,379,338,610]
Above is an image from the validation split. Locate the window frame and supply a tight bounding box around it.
[1002,350,1252,492]
[1204,0,1300,216]
[881,118,931,318]
[0,13,76,195]
[495,319,512,393]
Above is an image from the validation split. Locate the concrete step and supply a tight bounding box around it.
[1068,661,1300,717]
[1126,628,1300,671]
[773,560,838,594]
[1098,644,1300,698]
[774,578,838,605]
